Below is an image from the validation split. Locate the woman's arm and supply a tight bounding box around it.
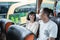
[32,23,39,34]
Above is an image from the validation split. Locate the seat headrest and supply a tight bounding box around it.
[7,25,34,40]
[0,19,12,24]
[50,17,60,25]
[56,17,60,25]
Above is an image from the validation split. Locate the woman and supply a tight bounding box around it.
[26,11,39,35]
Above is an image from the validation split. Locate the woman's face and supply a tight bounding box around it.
[29,14,35,21]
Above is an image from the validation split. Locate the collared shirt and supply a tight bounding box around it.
[26,21,39,35]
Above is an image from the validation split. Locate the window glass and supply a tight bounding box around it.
[9,1,36,24]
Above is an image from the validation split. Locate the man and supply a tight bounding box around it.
[37,8,58,40]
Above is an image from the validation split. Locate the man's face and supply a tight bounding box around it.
[40,10,48,21]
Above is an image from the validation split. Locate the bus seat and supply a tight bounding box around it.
[24,34,34,40]
[6,25,35,40]
[50,17,60,40]
[0,21,3,40]
[0,19,14,33]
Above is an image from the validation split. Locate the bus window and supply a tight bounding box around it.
[0,2,17,18]
[9,1,36,25]
[56,1,60,15]
[56,1,60,10]
[41,0,54,9]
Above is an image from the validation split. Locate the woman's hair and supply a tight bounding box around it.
[27,11,36,21]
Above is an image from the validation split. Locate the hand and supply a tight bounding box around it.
[47,37,55,40]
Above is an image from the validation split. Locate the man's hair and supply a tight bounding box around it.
[49,9,54,16]
[43,8,53,17]
[27,11,36,21]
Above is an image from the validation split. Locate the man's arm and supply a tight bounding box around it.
[47,37,55,40]
[48,23,58,40]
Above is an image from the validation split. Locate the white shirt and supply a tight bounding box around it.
[36,13,41,21]
[37,20,58,40]
[26,21,39,35]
